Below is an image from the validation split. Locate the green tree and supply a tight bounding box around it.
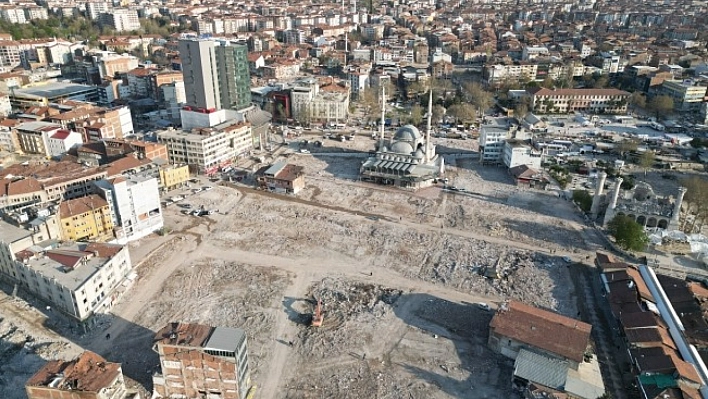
[638,150,655,176]
[607,215,649,251]
[540,76,554,89]
[690,138,708,148]
[593,75,609,88]
[572,190,593,213]
[648,95,674,119]
[409,104,423,125]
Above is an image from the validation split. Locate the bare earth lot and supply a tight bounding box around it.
[1,147,605,399]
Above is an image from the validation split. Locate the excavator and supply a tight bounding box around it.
[311,298,324,327]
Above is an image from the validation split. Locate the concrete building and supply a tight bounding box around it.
[0,118,19,151]
[158,164,190,191]
[102,9,140,32]
[479,124,510,165]
[86,2,112,20]
[256,161,305,194]
[26,351,138,399]
[0,161,107,212]
[659,80,708,112]
[15,121,62,156]
[484,63,538,86]
[290,78,349,124]
[179,39,251,112]
[528,88,630,114]
[10,82,99,110]
[0,239,132,323]
[152,322,251,399]
[158,121,252,175]
[93,175,163,244]
[58,194,114,242]
[46,129,84,158]
[502,140,542,169]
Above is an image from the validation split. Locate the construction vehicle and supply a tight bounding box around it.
[311,298,324,327]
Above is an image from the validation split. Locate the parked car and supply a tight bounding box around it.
[192,188,203,193]
[477,303,491,311]
[202,186,213,191]
[299,149,311,154]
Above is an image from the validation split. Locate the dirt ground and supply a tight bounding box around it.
[1,142,604,399]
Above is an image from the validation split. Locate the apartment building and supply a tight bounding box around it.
[86,2,112,20]
[659,80,707,112]
[479,124,510,165]
[158,164,190,191]
[26,351,136,399]
[521,45,549,61]
[152,322,250,399]
[484,63,538,85]
[15,121,62,156]
[102,9,141,33]
[502,140,542,170]
[157,121,252,175]
[0,161,107,212]
[179,39,251,111]
[0,239,132,323]
[103,138,168,161]
[0,7,26,24]
[256,161,305,194]
[290,78,350,123]
[46,103,134,142]
[46,129,84,158]
[528,88,630,114]
[93,174,163,244]
[0,118,19,151]
[58,194,114,242]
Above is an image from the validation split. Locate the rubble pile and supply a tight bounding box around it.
[298,279,402,359]
[134,260,292,384]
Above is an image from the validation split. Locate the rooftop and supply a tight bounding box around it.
[14,242,125,291]
[58,194,109,219]
[12,82,97,100]
[490,301,592,364]
[0,219,32,244]
[26,351,121,392]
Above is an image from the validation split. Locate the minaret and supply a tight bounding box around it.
[590,171,607,218]
[609,177,623,210]
[671,186,687,227]
[379,84,386,151]
[425,88,433,163]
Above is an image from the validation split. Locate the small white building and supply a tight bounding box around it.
[503,140,542,169]
[46,129,83,158]
[479,124,510,164]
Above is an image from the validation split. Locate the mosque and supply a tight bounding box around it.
[359,89,445,189]
[590,172,686,230]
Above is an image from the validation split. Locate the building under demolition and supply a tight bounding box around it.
[152,322,250,399]
[590,172,686,230]
[360,89,444,189]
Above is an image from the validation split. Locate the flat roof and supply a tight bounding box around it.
[12,82,97,100]
[0,220,32,244]
[204,326,246,353]
[16,243,125,291]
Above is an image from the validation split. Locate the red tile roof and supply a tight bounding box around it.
[529,87,630,97]
[490,301,591,363]
[26,351,121,392]
[58,194,109,219]
[50,129,71,140]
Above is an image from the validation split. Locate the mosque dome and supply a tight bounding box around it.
[393,125,422,142]
[390,141,414,154]
[413,148,425,159]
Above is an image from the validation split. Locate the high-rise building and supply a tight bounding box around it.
[101,9,140,32]
[179,39,251,111]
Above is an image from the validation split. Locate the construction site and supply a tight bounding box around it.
[0,150,604,399]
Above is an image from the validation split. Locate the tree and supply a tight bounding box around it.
[572,190,593,213]
[613,140,638,158]
[447,103,476,124]
[638,151,655,176]
[593,75,609,88]
[409,104,423,125]
[462,82,494,117]
[680,176,708,233]
[432,105,446,124]
[540,76,554,89]
[629,92,646,112]
[514,103,529,122]
[648,95,674,119]
[607,215,649,251]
